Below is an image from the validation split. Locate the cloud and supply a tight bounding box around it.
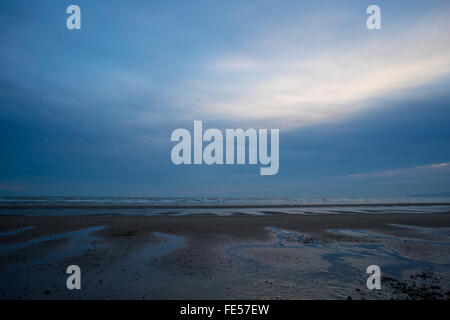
[229,0,273,19]
[418,162,450,169]
[349,162,450,178]
[178,12,450,129]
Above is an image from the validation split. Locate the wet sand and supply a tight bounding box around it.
[1,212,450,299]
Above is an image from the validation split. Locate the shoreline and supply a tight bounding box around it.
[1,212,449,299]
[1,201,450,210]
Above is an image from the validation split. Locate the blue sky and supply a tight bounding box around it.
[1,0,450,197]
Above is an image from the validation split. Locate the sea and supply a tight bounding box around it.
[1,196,450,216]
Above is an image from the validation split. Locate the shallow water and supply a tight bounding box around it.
[0,226,105,258]
[132,232,185,261]
[0,226,35,237]
[225,225,450,292]
[330,228,450,245]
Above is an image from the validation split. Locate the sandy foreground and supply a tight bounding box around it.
[0,212,450,299]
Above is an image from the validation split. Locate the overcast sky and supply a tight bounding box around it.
[1,0,450,197]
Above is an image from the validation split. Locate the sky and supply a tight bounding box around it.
[1,0,450,197]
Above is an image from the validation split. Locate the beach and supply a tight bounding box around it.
[1,209,450,299]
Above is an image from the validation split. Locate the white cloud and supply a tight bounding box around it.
[349,162,450,178]
[179,13,450,129]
